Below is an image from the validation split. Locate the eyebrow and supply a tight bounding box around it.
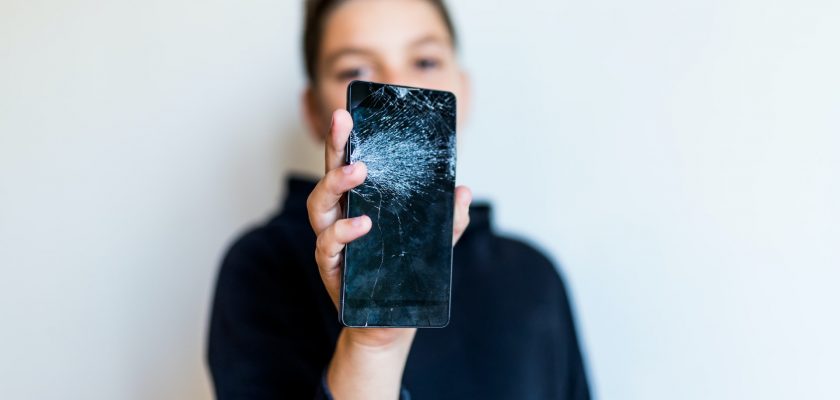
[323,48,374,68]
[408,34,448,48]
[322,34,449,68]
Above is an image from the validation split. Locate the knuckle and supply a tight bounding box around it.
[315,231,328,252]
[314,248,323,266]
[306,191,314,210]
[306,185,322,211]
[324,168,342,191]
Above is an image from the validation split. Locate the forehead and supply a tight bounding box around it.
[319,0,452,57]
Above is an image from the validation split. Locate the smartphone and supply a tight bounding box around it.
[340,80,457,328]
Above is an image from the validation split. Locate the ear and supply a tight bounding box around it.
[302,86,326,143]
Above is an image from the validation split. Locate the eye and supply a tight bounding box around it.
[415,58,440,70]
[336,67,371,81]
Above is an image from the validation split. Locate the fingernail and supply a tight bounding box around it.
[343,163,355,174]
[352,216,365,227]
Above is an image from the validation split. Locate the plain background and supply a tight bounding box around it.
[1,0,838,398]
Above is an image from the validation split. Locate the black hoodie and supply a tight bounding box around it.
[208,176,591,399]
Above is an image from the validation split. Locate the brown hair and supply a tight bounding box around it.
[302,0,458,84]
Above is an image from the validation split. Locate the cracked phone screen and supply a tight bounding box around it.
[341,81,456,327]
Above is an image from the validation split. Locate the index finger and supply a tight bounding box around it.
[325,109,353,172]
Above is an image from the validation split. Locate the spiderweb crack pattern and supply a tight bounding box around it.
[344,83,456,327]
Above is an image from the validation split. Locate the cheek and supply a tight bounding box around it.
[317,82,350,117]
[421,70,463,96]
[438,74,466,111]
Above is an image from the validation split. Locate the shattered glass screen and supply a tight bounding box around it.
[341,81,457,327]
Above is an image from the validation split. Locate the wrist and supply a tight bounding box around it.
[326,328,416,400]
[343,327,417,352]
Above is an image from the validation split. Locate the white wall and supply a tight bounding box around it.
[1,0,837,399]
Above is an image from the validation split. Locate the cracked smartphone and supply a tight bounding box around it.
[340,80,457,328]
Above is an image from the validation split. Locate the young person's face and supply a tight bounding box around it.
[304,0,470,139]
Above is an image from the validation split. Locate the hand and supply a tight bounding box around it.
[306,109,471,399]
[306,109,472,326]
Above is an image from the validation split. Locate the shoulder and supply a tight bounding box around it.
[491,234,556,271]
[216,213,316,293]
[478,232,576,314]
[489,233,566,287]
[458,205,564,288]
[209,212,328,339]
[208,211,335,398]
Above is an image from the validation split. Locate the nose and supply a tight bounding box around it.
[377,60,420,88]
[378,66,405,87]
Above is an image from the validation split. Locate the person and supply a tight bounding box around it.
[207,0,591,398]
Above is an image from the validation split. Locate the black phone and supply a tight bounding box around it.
[340,80,457,328]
